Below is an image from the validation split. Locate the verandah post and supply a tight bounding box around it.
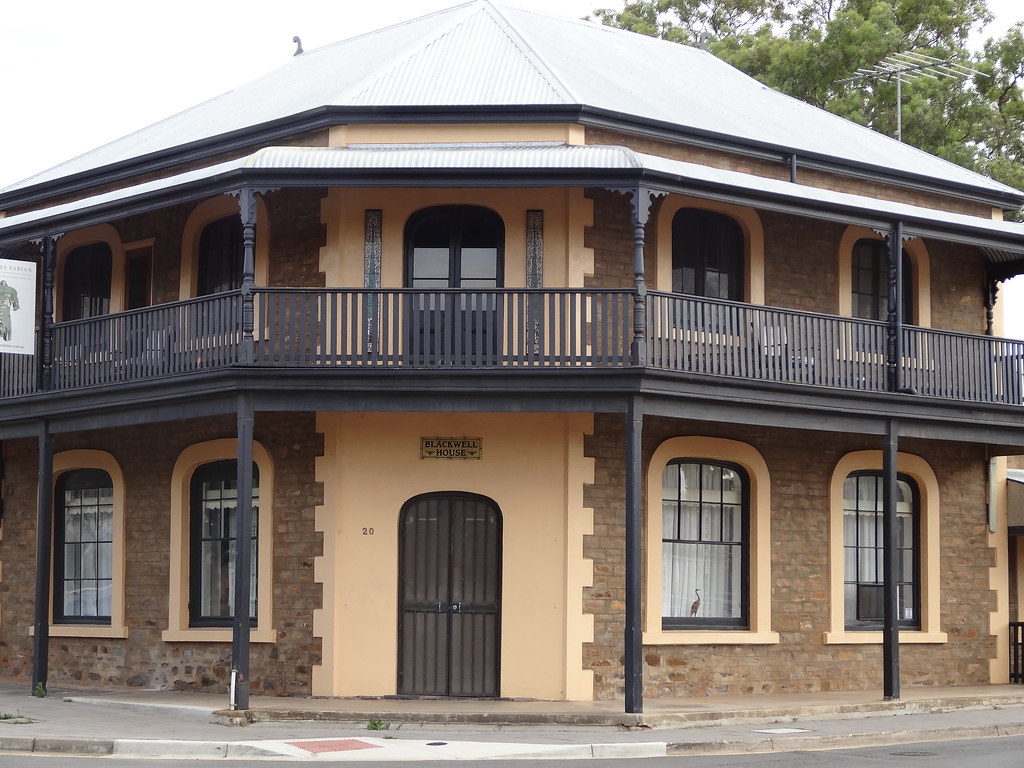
[230,394,255,710]
[31,421,53,695]
[238,187,257,365]
[624,395,644,713]
[882,418,901,700]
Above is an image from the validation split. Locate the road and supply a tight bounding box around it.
[0,733,1022,766]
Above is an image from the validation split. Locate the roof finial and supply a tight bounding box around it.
[293,36,304,56]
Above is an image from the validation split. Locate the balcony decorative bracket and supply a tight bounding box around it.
[984,277,999,336]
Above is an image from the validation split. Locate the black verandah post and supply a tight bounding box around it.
[882,219,904,701]
[882,418,900,700]
[624,186,654,715]
[230,394,255,710]
[625,396,644,714]
[238,187,257,365]
[40,236,56,391]
[31,421,53,695]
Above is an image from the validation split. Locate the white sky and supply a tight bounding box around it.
[2,0,1023,330]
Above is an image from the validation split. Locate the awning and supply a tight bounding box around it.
[2,143,1023,266]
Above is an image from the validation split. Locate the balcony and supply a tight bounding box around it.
[1,289,1021,405]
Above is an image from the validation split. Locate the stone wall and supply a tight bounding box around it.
[0,414,323,694]
[583,414,996,699]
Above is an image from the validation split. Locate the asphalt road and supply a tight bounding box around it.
[0,733,1022,766]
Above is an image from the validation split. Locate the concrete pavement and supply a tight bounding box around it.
[0,682,1021,760]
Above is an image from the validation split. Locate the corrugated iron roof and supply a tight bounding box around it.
[3,0,1020,204]
[1,143,1023,254]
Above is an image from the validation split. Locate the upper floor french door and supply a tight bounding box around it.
[404,206,504,365]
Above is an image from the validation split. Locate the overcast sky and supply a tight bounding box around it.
[3,0,1023,330]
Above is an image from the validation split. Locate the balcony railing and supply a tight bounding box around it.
[647,292,1024,403]
[0,288,1020,406]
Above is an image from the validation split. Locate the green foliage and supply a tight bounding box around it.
[593,0,1024,211]
[32,683,45,698]
[367,718,390,730]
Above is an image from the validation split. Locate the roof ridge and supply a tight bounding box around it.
[345,0,571,105]
[484,1,579,103]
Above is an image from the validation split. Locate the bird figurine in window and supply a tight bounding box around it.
[689,588,702,617]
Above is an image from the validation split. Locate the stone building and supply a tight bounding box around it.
[1,0,1024,710]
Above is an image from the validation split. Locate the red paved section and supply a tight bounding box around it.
[287,739,382,753]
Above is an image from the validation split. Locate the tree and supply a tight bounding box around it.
[592,1,1024,210]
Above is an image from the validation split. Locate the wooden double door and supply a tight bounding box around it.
[398,492,502,697]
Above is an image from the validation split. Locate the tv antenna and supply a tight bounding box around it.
[837,51,980,141]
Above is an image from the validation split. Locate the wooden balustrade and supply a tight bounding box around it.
[0,288,1020,406]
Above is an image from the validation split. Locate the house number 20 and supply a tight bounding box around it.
[362,527,374,535]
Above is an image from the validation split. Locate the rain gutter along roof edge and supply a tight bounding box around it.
[4,104,1022,214]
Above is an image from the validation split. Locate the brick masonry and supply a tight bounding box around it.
[583,416,996,699]
[0,414,324,694]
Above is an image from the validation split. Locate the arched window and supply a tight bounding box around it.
[405,205,503,288]
[54,468,114,624]
[662,459,749,629]
[188,459,259,627]
[63,243,112,320]
[851,239,913,322]
[197,215,243,296]
[843,471,920,630]
[671,209,744,300]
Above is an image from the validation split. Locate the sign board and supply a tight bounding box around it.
[0,259,36,356]
[420,437,483,460]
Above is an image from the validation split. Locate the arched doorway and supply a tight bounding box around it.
[397,492,502,697]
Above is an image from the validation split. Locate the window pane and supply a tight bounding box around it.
[662,459,747,626]
[843,471,919,629]
[55,469,114,623]
[671,209,743,300]
[190,460,259,626]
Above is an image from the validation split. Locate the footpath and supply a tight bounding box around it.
[0,682,1021,760]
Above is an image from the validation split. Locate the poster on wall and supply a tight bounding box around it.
[0,259,36,355]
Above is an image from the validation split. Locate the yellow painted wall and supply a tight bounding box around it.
[313,411,595,700]
[330,123,586,147]
[319,187,594,289]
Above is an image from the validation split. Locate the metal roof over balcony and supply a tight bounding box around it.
[2,0,1021,209]
[2,143,1024,269]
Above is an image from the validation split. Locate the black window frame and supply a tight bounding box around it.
[842,471,920,631]
[53,468,114,625]
[671,208,744,301]
[851,239,913,323]
[661,458,750,630]
[404,205,504,289]
[62,242,112,321]
[197,215,243,296]
[188,459,259,628]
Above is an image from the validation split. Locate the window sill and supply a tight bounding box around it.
[32,625,128,639]
[823,630,947,645]
[161,628,277,644]
[644,629,779,645]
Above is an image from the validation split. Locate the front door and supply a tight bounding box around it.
[398,492,502,697]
